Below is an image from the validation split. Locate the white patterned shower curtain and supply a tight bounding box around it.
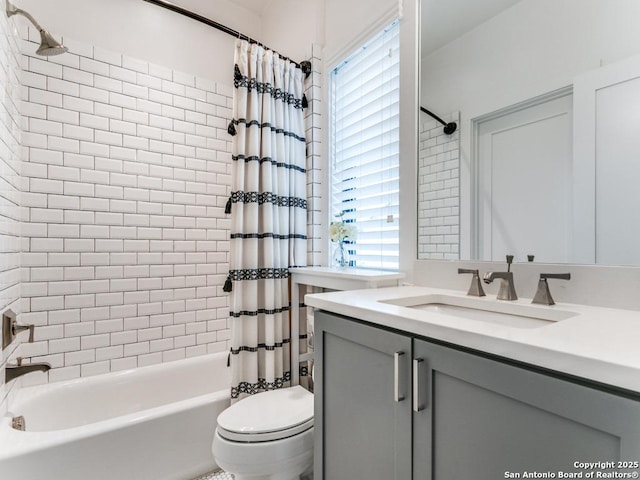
[227,40,307,400]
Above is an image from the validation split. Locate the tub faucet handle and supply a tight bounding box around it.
[13,323,34,342]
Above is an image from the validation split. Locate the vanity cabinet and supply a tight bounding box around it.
[315,311,640,480]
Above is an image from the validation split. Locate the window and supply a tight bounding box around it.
[330,21,400,270]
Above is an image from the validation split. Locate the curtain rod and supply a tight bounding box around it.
[420,106,457,135]
[141,0,312,77]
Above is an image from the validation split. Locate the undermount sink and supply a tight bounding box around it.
[380,294,579,329]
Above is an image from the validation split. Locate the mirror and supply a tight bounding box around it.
[418,0,640,265]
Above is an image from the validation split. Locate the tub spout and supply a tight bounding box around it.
[5,357,51,383]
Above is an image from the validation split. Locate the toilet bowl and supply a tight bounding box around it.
[212,385,314,480]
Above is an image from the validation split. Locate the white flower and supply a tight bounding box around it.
[329,217,357,243]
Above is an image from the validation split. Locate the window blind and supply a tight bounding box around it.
[330,21,400,270]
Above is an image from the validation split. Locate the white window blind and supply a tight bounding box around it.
[330,21,400,270]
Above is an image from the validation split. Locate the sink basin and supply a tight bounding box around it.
[380,294,578,329]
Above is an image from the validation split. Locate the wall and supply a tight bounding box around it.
[26,0,262,83]
[417,111,459,260]
[18,27,233,385]
[324,0,397,65]
[0,1,324,395]
[0,1,23,413]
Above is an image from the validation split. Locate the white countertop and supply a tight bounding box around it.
[290,267,404,289]
[305,285,640,394]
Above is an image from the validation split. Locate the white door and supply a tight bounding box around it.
[574,54,640,265]
[475,93,573,263]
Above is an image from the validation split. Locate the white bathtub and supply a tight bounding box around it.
[0,352,231,480]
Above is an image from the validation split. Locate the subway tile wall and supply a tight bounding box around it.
[305,44,323,267]
[19,27,234,384]
[0,8,23,411]
[417,111,460,260]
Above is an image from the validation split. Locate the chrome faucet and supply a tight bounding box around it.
[458,268,486,297]
[483,255,518,301]
[532,273,571,305]
[5,357,51,383]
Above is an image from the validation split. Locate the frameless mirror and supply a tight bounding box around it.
[418,0,640,265]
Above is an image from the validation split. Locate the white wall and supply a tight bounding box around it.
[324,0,398,66]
[0,0,23,414]
[261,0,324,62]
[24,0,262,83]
[0,0,325,390]
[420,0,640,259]
[19,27,234,383]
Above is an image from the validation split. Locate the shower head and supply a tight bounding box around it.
[35,29,68,56]
[6,0,68,56]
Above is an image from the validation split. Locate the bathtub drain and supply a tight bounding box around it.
[12,415,25,431]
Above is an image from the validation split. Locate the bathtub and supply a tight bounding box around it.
[0,352,231,480]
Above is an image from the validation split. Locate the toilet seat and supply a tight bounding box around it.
[217,385,314,443]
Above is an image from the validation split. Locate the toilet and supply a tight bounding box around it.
[212,385,314,480]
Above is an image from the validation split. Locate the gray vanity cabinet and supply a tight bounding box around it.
[314,310,412,480]
[315,311,640,480]
[413,339,640,479]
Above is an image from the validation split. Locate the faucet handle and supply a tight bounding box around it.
[532,273,571,305]
[540,273,571,281]
[12,323,34,343]
[458,268,486,297]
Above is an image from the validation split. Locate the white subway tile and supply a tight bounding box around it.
[95,345,123,361]
[63,66,94,86]
[48,136,80,153]
[28,148,63,166]
[63,95,94,114]
[48,106,79,125]
[95,130,122,146]
[79,84,109,103]
[110,65,136,83]
[64,294,95,309]
[149,63,172,80]
[109,92,136,110]
[79,112,109,130]
[122,108,148,125]
[22,131,47,149]
[81,361,110,377]
[109,146,136,161]
[148,88,172,105]
[136,73,161,89]
[48,77,80,96]
[136,98,162,115]
[29,118,62,136]
[94,47,121,66]
[123,56,148,74]
[94,102,122,120]
[29,88,63,107]
[65,349,95,366]
[111,357,137,371]
[29,57,63,78]
[122,82,148,99]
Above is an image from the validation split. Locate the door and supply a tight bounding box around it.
[315,311,412,480]
[413,339,640,480]
[475,92,573,263]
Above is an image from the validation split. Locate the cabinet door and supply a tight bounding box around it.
[315,311,412,480]
[413,339,640,480]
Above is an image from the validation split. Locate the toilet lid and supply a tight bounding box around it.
[217,385,314,442]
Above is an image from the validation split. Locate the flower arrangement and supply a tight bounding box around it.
[329,212,356,267]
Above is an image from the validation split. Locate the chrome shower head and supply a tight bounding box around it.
[6,0,68,56]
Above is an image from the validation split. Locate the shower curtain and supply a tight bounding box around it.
[227,39,307,400]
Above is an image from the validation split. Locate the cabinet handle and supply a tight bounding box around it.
[413,358,425,412]
[394,351,405,402]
